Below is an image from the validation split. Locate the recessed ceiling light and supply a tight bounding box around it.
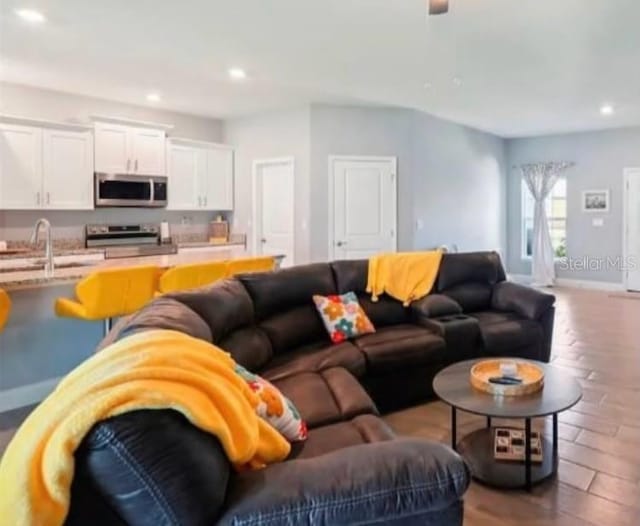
[228,68,247,80]
[423,82,432,89]
[452,77,462,87]
[146,93,161,103]
[15,8,46,23]
[600,104,614,116]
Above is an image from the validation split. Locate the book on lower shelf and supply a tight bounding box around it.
[494,428,543,463]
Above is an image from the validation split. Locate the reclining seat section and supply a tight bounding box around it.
[435,252,555,362]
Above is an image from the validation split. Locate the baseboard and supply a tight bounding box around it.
[0,377,61,413]
[555,278,625,291]
[508,274,624,291]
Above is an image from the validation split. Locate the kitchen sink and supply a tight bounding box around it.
[0,254,103,274]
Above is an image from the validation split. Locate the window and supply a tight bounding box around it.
[522,178,567,259]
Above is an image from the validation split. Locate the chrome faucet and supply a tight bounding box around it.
[31,218,54,277]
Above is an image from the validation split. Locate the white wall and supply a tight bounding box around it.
[0,82,226,242]
[223,108,311,264]
[506,127,640,284]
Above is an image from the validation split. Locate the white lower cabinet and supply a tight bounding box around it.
[167,139,234,211]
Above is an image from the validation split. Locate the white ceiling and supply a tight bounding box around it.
[1,0,639,137]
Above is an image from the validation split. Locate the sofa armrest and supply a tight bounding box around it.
[220,438,469,525]
[491,281,555,320]
[411,294,463,320]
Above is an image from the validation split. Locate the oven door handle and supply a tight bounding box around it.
[149,178,155,203]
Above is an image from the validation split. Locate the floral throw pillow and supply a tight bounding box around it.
[312,291,376,344]
[235,364,308,442]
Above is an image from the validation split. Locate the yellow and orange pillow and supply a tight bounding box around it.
[235,364,308,442]
[313,292,375,344]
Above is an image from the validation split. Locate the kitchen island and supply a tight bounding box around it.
[0,244,244,290]
[0,244,282,412]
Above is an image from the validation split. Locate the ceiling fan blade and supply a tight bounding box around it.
[429,0,449,15]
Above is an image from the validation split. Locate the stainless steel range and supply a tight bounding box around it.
[86,223,177,259]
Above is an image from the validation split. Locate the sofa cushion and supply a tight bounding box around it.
[470,310,543,355]
[259,304,328,354]
[218,327,273,372]
[272,368,377,429]
[289,414,395,460]
[331,259,368,293]
[109,297,213,347]
[353,325,446,373]
[313,292,375,343]
[442,282,493,312]
[357,294,411,327]
[238,263,336,320]
[437,252,501,291]
[168,279,254,342]
[261,340,366,382]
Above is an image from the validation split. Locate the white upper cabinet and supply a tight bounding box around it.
[0,122,93,210]
[94,122,129,174]
[167,143,206,210]
[167,139,234,211]
[94,122,166,175]
[42,129,94,209]
[0,123,43,209]
[130,127,166,175]
[205,147,234,211]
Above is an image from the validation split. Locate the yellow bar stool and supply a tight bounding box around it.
[55,265,159,336]
[157,260,229,295]
[0,289,11,332]
[227,256,276,276]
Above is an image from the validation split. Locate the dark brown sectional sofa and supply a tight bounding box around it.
[66,252,555,526]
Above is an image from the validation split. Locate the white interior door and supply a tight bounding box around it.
[625,168,640,292]
[253,158,295,267]
[330,156,397,260]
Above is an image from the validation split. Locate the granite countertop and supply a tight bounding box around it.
[0,248,240,290]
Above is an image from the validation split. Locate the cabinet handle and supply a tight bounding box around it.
[135,159,138,172]
[127,159,131,172]
[204,196,207,207]
[46,192,50,205]
[198,196,202,207]
[36,192,41,205]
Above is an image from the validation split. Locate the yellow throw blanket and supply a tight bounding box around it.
[366,251,443,306]
[0,330,290,526]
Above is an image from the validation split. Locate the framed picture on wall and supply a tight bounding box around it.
[582,189,610,213]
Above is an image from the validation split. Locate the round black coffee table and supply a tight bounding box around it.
[433,359,582,490]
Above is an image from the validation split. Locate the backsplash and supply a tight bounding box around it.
[0,209,233,244]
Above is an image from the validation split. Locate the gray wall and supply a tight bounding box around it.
[410,111,507,254]
[506,127,640,283]
[309,104,507,261]
[309,105,414,261]
[223,108,311,264]
[0,82,226,242]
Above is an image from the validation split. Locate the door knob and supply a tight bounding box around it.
[336,241,347,247]
[261,238,267,243]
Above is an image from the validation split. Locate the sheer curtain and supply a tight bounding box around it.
[520,162,573,287]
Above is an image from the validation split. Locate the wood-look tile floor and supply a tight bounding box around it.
[0,288,638,525]
[384,287,640,526]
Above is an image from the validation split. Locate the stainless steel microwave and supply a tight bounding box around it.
[95,173,168,208]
